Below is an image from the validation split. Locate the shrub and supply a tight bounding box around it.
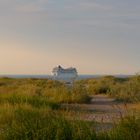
[108,76,140,102]
[84,76,116,95]
[44,84,91,104]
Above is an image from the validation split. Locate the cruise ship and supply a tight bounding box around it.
[52,65,78,83]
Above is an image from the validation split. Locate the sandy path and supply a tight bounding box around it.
[62,94,127,123]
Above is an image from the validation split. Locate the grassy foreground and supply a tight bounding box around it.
[0,105,96,140]
[0,77,140,140]
[0,78,93,140]
[0,104,140,140]
[82,75,140,103]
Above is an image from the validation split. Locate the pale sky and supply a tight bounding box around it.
[0,0,140,75]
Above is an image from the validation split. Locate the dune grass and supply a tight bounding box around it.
[0,104,97,140]
[0,77,140,139]
[108,76,140,102]
[0,103,140,140]
[0,78,90,104]
[96,115,140,140]
[0,78,93,139]
[81,75,140,103]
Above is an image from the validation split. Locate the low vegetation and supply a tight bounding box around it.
[97,114,140,140]
[0,104,140,140]
[0,78,93,140]
[82,75,140,103]
[0,78,90,104]
[0,105,97,140]
[0,76,140,139]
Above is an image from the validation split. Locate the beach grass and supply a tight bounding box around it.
[0,77,140,139]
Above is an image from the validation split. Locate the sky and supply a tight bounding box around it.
[0,0,140,75]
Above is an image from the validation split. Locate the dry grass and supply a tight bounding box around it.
[0,77,140,139]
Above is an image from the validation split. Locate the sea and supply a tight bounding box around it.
[0,74,132,80]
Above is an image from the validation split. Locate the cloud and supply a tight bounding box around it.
[0,0,48,13]
[0,0,140,75]
[63,0,113,12]
[15,0,48,13]
[79,1,113,11]
[15,4,42,13]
